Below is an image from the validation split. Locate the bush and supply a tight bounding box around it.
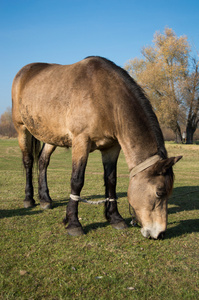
[0,107,17,138]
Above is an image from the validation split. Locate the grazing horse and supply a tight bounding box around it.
[12,56,182,238]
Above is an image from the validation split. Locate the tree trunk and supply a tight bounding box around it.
[174,123,182,143]
[186,124,196,144]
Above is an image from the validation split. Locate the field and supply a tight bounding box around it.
[0,139,198,299]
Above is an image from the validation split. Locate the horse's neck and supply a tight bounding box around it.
[117,127,158,171]
[114,96,164,171]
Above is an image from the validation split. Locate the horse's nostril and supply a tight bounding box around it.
[157,231,165,240]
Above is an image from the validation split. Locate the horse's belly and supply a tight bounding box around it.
[32,128,72,147]
[40,132,73,147]
[34,130,72,147]
[21,114,72,147]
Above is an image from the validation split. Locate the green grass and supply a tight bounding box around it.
[0,139,199,299]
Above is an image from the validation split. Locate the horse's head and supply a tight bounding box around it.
[128,156,182,239]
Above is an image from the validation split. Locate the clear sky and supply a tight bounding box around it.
[0,0,199,115]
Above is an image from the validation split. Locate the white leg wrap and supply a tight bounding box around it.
[70,194,81,201]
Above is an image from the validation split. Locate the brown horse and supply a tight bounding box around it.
[12,56,182,238]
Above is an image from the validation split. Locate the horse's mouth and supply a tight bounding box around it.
[141,227,166,240]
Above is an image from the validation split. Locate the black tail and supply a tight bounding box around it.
[32,136,41,167]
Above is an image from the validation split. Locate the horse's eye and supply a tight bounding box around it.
[156,192,162,198]
[156,189,167,198]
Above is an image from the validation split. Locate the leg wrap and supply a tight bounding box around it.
[70,194,81,201]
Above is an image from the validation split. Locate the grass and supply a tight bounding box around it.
[0,139,199,299]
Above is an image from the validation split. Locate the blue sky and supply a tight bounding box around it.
[0,0,199,115]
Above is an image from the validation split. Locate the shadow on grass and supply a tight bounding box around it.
[164,186,199,239]
[83,221,110,233]
[82,217,132,234]
[168,186,199,214]
[0,206,43,219]
[0,199,69,219]
[53,199,69,208]
[166,219,199,239]
[0,193,126,219]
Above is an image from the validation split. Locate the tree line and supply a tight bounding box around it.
[1,29,198,143]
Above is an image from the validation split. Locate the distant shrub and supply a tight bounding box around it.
[0,107,17,138]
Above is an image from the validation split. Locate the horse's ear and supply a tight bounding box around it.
[152,156,183,175]
[173,156,183,164]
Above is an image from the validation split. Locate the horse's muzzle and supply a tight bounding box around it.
[141,226,166,240]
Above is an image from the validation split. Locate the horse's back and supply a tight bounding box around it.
[12,57,130,147]
[12,57,120,106]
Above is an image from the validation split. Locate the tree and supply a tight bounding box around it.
[182,58,199,143]
[0,107,17,137]
[125,28,199,143]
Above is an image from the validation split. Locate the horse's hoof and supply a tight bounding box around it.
[111,221,128,230]
[67,226,85,236]
[24,200,35,208]
[40,201,52,210]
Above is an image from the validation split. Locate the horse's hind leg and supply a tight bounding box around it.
[101,144,127,230]
[38,143,56,209]
[64,135,90,236]
[17,126,36,208]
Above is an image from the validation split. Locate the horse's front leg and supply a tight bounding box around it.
[38,143,56,209]
[64,136,90,236]
[101,145,128,230]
